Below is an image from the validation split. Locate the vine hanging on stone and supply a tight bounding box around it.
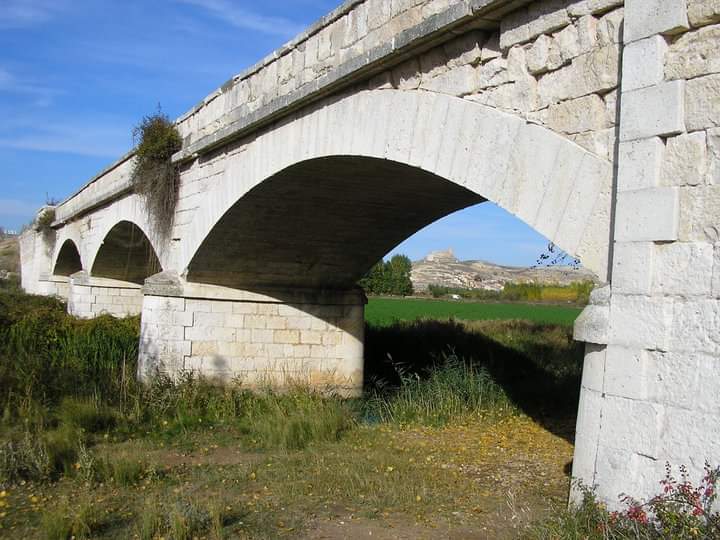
[131,107,182,238]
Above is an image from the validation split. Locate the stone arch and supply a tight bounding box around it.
[52,239,83,277]
[91,220,162,284]
[179,89,613,284]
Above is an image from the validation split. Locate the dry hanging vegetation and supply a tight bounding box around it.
[131,110,182,238]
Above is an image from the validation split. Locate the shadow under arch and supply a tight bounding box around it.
[186,156,485,290]
[91,220,162,284]
[53,239,83,276]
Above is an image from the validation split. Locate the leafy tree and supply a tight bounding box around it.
[358,254,414,296]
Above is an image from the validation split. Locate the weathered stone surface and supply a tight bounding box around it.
[597,8,625,45]
[537,44,619,107]
[679,185,720,242]
[542,94,611,134]
[666,26,720,80]
[499,0,571,50]
[480,32,501,61]
[653,242,714,295]
[617,138,664,192]
[686,74,720,131]
[688,0,720,27]
[612,241,654,295]
[615,187,679,242]
[623,35,667,91]
[526,34,562,75]
[620,81,685,141]
[609,294,674,351]
[580,344,606,392]
[670,299,720,354]
[571,129,615,160]
[661,132,708,187]
[713,245,720,296]
[469,74,538,113]
[568,0,623,17]
[707,128,720,185]
[575,304,610,345]
[624,0,689,42]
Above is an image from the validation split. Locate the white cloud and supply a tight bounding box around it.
[176,0,304,38]
[0,66,62,107]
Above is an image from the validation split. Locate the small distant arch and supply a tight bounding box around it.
[91,221,162,284]
[53,239,83,276]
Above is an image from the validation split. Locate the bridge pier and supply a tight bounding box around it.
[138,273,365,396]
[37,275,71,300]
[67,271,143,319]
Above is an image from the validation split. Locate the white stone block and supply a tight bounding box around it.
[686,74,720,131]
[609,294,674,351]
[570,387,603,495]
[661,132,707,187]
[526,34,562,75]
[622,35,667,92]
[678,185,720,242]
[581,344,607,392]
[568,0,623,17]
[599,395,662,457]
[666,26,720,81]
[688,0,720,27]
[619,81,685,141]
[624,0,689,43]
[670,299,720,354]
[542,94,611,134]
[499,0,571,50]
[603,345,648,400]
[714,245,720,296]
[194,312,225,327]
[614,187,679,242]
[617,138,664,192]
[597,8,625,45]
[172,311,194,327]
[612,241,654,294]
[653,242,714,295]
[574,305,610,345]
[648,351,700,410]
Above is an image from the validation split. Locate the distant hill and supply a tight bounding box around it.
[0,236,20,276]
[411,249,598,292]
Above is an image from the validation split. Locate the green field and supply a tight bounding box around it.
[365,297,583,326]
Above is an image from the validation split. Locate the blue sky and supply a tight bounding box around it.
[0,0,551,266]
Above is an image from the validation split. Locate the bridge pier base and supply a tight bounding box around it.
[138,273,366,396]
[67,271,143,319]
[35,275,71,300]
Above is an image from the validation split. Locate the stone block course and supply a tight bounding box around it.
[622,36,667,92]
[670,299,720,354]
[652,242,714,295]
[609,294,674,351]
[661,132,708,187]
[612,241,654,294]
[617,138,664,192]
[614,187,679,242]
[624,0,689,43]
[619,81,685,141]
[666,25,720,81]
[686,74,720,131]
[687,0,720,28]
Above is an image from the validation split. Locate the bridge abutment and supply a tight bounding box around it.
[67,271,143,319]
[138,273,365,396]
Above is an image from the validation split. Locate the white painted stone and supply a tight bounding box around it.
[666,26,720,81]
[624,0,689,43]
[653,242,714,295]
[661,132,708,187]
[687,0,720,27]
[622,36,667,92]
[614,187,679,242]
[619,81,685,141]
[609,294,674,351]
[617,138,664,192]
[612,241,654,294]
[686,74,720,131]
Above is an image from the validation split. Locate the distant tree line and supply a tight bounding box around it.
[359,254,414,296]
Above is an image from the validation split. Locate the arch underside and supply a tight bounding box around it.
[179,90,612,288]
[188,157,484,290]
[91,221,162,284]
[53,239,83,276]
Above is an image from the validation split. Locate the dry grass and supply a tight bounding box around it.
[0,238,19,274]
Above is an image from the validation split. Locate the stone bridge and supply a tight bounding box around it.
[19,0,720,506]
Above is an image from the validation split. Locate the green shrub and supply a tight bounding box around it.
[58,397,116,433]
[0,431,51,483]
[365,353,515,426]
[131,110,182,237]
